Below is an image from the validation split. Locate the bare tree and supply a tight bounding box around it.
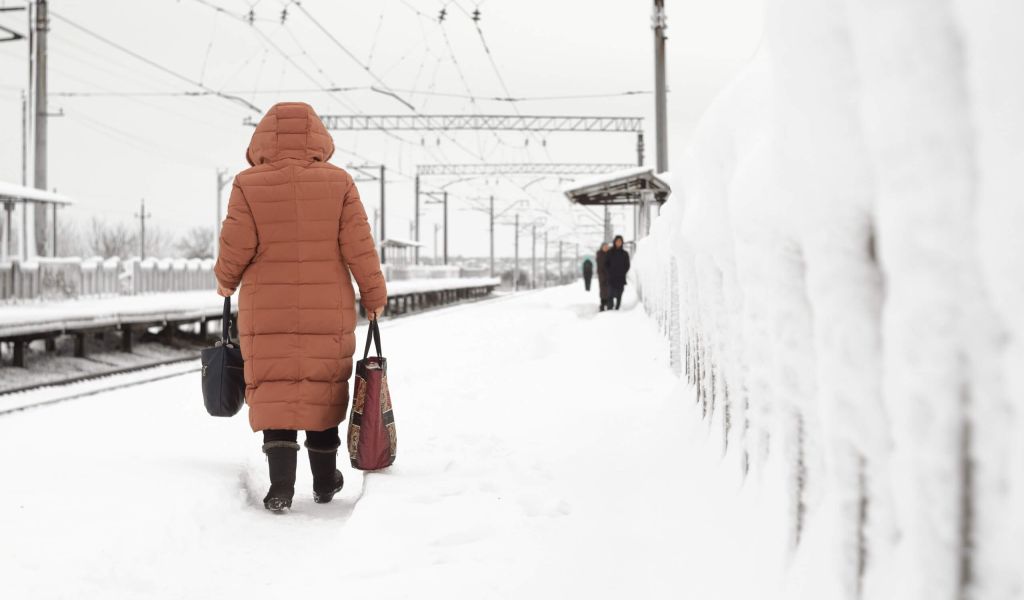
[143,224,172,258]
[176,227,214,259]
[56,218,86,257]
[88,217,137,259]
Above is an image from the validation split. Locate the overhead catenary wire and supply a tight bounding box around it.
[365,0,388,69]
[198,10,219,85]
[48,86,656,102]
[176,0,604,243]
[49,10,261,113]
[186,0,463,177]
[450,0,552,161]
[292,1,415,111]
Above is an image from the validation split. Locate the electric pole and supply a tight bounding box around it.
[653,0,669,174]
[379,164,386,262]
[33,0,48,256]
[215,168,230,260]
[513,213,519,292]
[543,230,548,288]
[414,173,420,264]
[558,240,563,284]
[21,90,27,186]
[433,223,439,263]
[531,224,536,290]
[346,164,387,261]
[443,191,448,265]
[489,195,495,277]
[135,199,151,260]
[636,0,669,238]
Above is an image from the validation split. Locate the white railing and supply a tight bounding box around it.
[0,256,216,301]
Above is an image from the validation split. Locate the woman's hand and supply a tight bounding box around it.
[367,305,386,321]
[216,283,235,298]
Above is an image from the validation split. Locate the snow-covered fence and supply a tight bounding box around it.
[79,257,121,296]
[382,264,461,281]
[634,1,1024,598]
[0,257,122,301]
[0,256,217,301]
[128,258,216,295]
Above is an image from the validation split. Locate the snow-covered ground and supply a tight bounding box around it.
[1,285,720,599]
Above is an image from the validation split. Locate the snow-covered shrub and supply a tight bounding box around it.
[635,1,1024,598]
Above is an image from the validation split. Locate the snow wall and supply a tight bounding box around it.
[634,1,1024,599]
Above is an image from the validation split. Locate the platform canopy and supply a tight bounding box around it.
[0,181,74,206]
[381,237,425,248]
[562,166,671,206]
[380,237,424,267]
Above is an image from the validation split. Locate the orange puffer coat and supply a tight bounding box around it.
[214,102,387,433]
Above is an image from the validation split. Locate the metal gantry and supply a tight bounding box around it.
[320,114,643,133]
[416,163,636,177]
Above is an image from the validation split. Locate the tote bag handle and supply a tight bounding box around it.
[220,296,235,346]
[362,319,382,359]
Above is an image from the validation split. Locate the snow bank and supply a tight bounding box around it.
[634,1,1024,598]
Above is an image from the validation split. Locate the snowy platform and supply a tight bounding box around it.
[0,285,701,599]
[0,277,501,339]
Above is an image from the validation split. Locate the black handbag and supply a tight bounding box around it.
[200,296,246,417]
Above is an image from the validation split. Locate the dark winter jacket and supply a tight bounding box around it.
[595,248,609,298]
[605,245,630,290]
[582,259,593,279]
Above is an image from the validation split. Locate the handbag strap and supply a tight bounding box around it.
[362,318,382,359]
[221,296,233,344]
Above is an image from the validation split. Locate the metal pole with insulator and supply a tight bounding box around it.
[653,0,669,175]
[489,195,494,278]
[33,0,53,255]
[514,213,519,292]
[558,240,563,283]
[215,168,229,260]
[135,198,151,260]
[414,174,420,265]
[379,164,386,263]
[543,230,548,288]
[531,224,536,289]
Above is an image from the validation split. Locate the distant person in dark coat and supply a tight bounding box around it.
[595,242,611,311]
[604,235,630,310]
[582,258,594,291]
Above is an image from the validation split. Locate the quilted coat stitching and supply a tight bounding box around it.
[214,102,387,432]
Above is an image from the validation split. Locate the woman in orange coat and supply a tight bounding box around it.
[214,102,387,512]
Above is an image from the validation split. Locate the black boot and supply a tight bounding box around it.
[306,441,344,504]
[262,441,299,512]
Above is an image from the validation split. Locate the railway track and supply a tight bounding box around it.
[0,290,525,416]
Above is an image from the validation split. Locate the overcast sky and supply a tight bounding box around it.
[0,0,763,258]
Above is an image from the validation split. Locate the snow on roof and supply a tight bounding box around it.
[381,237,425,248]
[561,166,672,196]
[0,181,74,205]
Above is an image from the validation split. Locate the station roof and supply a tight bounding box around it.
[562,167,671,206]
[0,181,74,206]
[381,237,425,248]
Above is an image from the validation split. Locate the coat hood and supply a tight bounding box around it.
[246,102,335,166]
